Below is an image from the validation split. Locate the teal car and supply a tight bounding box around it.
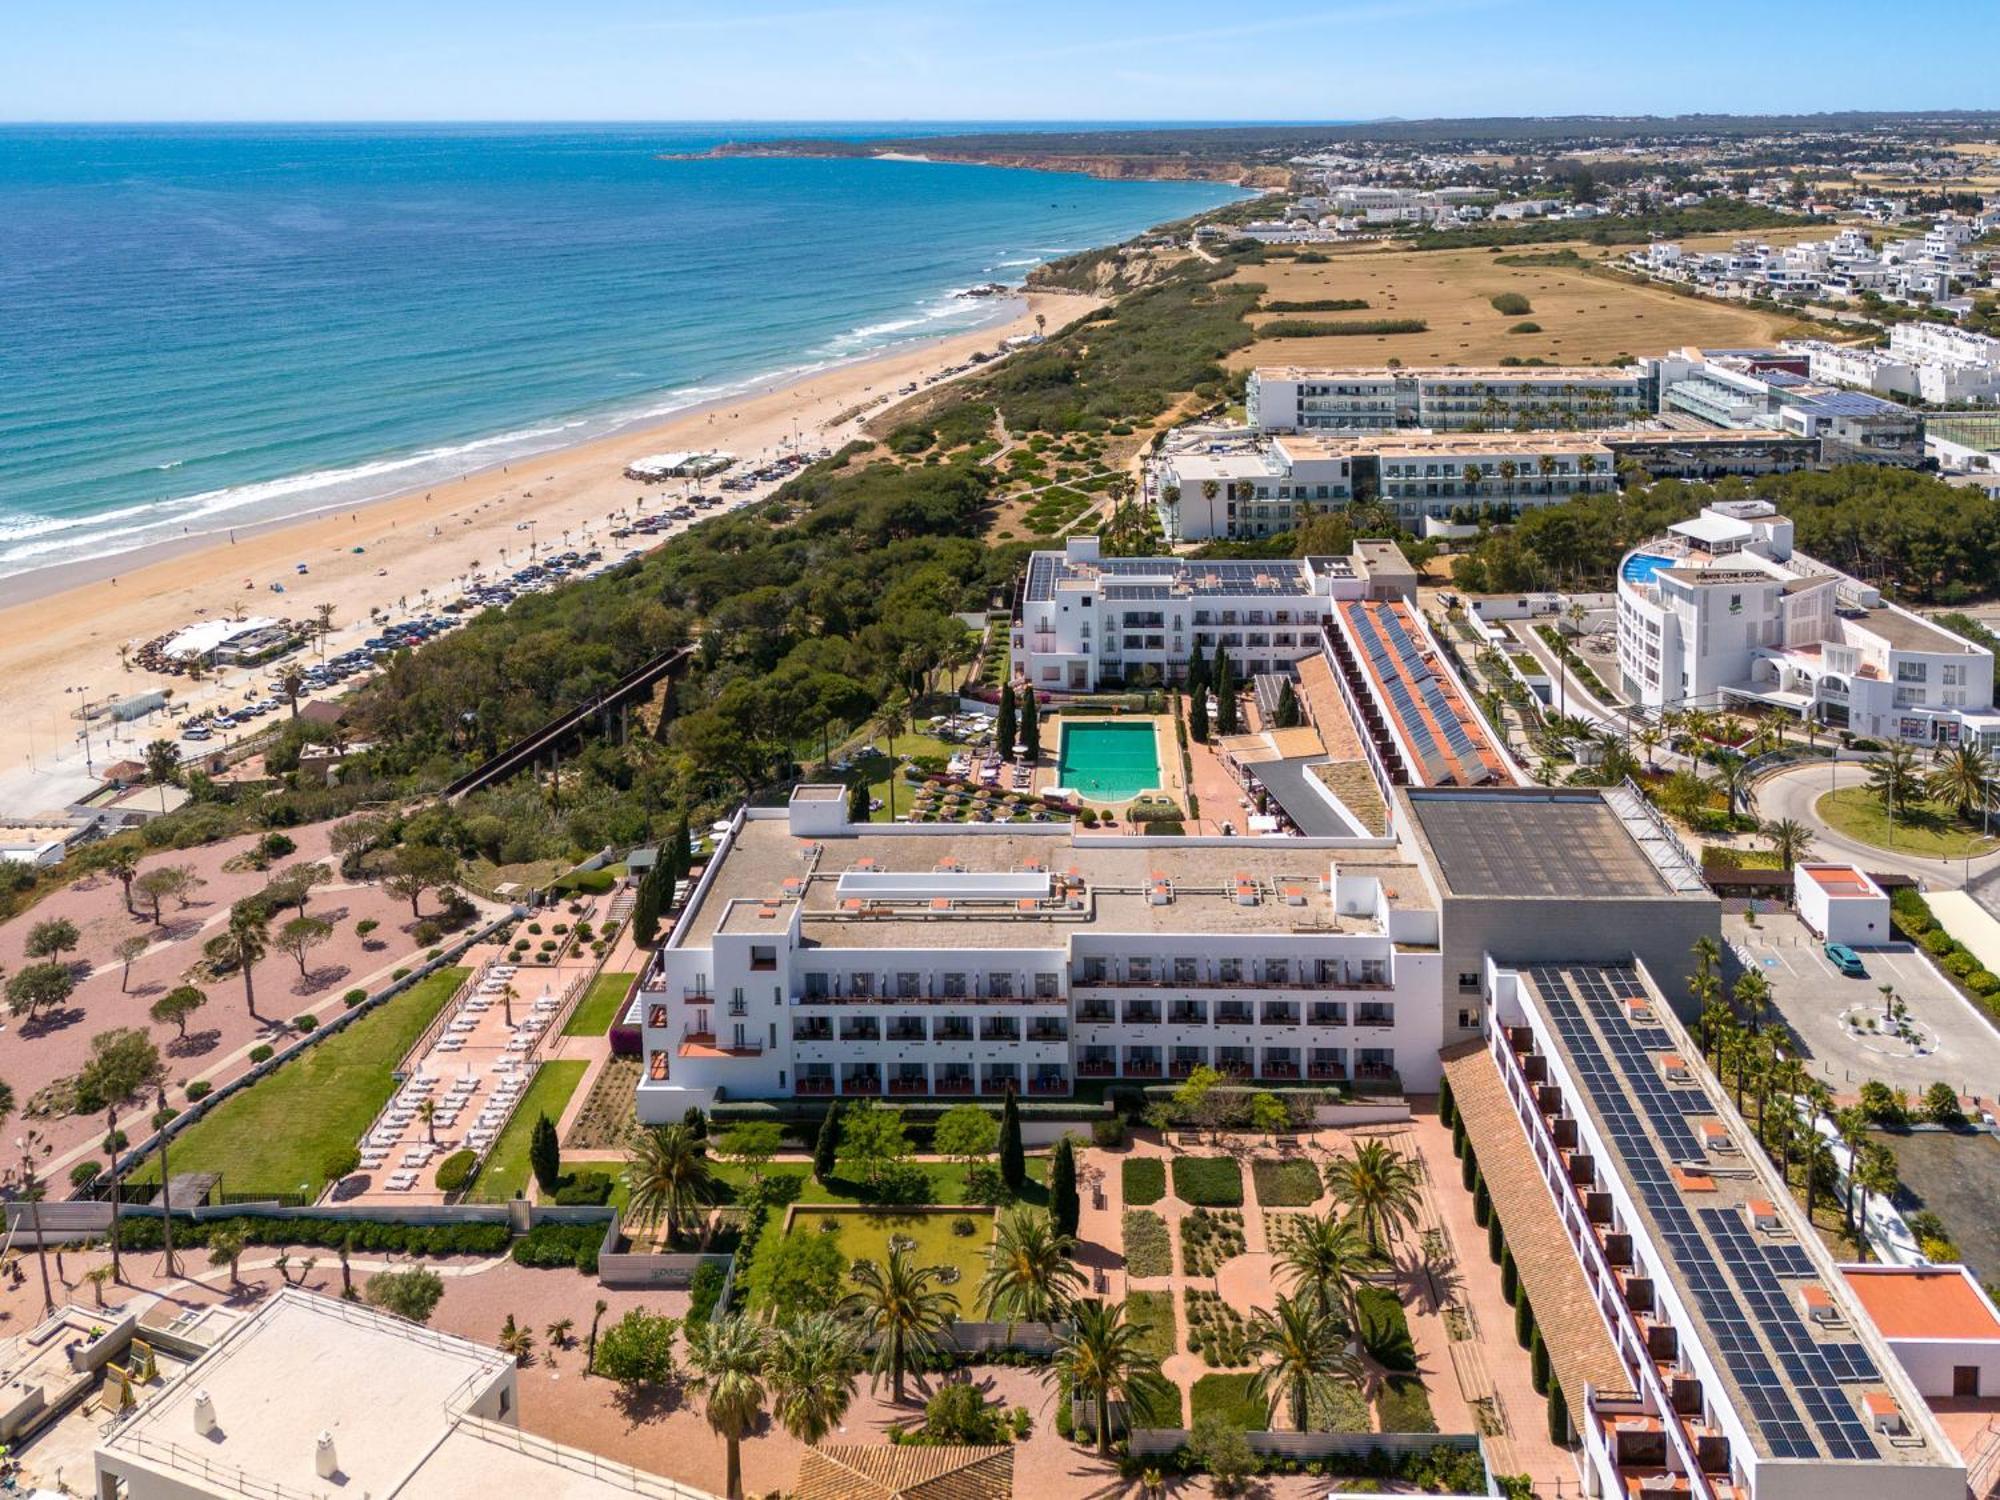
[1824,942,1865,977]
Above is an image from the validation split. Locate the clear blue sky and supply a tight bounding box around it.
[4,0,1995,124]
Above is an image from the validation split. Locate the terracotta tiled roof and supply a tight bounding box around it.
[792,1444,1014,1500]
[1442,1041,1635,1426]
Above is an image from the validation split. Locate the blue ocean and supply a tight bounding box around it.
[0,124,1239,578]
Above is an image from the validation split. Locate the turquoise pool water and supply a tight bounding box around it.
[1622,552,1672,586]
[1057,720,1162,802]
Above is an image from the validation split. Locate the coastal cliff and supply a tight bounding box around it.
[666,140,1292,189]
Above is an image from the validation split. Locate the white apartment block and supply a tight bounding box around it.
[1793,333,2000,405]
[1484,960,1966,1500]
[1010,535,1361,690]
[1615,499,2000,747]
[1248,366,1651,434]
[1361,431,1615,523]
[1154,435,1358,541]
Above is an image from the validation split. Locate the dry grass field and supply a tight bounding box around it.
[1225,239,1820,369]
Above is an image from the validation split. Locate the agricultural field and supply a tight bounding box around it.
[1225,242,1811,369]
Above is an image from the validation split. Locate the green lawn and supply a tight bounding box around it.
[1122,1157,1165,1206]
[787,1205,995,1295]
[1190,1373,1270,1431]
[469,1060,589,1202]
[564,972,636,1036]
[132,967,468,1200]
[1818,787,2000,859]
[1126,1288,1177,1363]
[1251,1158,1324,1207]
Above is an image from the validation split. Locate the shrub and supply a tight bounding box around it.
[685,1259,726,1326]
[511,1222,600,1274]
[1173,1156,1243,1207]
[1122,1157,1166,1205]
[293,1014,317,1032]
[434,1150,478,1193]
[1490,292,1533,316]
[1091,1116,1127,1148]
[1123,1210,1173,1278]
[1944,950,1978,977]
[248,1044,275,1063]
[343,988,368,1007]
[951,1215,977,1237]
[70,1160,103,1188]
[553,1171,616,1206]
[1251,1158,1322,1207]
[922,1381,1005,1444]
[1508,321,1543,333]
[391,967,410,981]
[322,1147,361,1182]
[114,1214,510,1258]
[185,1080,213,1101]
[1379,1375,1440,1433]
[1970,970,2000,996]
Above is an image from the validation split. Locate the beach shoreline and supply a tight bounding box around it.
[0,290,1096,816]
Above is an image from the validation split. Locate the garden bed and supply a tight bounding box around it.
[1251,1157,1323,1207]
[1123,1209,1173,1278]
[1122,1157,1165,1206]
[1171,1156,1243,1206]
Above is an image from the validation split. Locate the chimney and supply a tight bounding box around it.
[192,1390,216,1437]
[316,1430,338,1479]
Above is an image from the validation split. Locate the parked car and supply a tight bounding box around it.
[1824,942,1866,977]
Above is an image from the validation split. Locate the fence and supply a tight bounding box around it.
[100,914,515,1195]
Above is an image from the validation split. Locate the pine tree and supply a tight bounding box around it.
[999,1091,1025,1193]
[812,1102,842,1183]
[1020,688,1040,763]
[1050,1135,1080,1239]
[529,1113,562,1196]
[997,682,1017,761]
[1189,687,1209,744]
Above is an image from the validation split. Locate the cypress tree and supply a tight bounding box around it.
[529,1113,562,1196]
[812,1102,841,1183]
[1020,688,1040,763]
[676,813,694,871]
[848,779,869,825]
[1547,1380,1569,1445]
[1500,1247,1519,1306]
[999,1091,1026,1193]
[1461,1146,1478,1192]
[631,863,663,948]
[998,682,1017,761]
[1275,680,1301,729]
[1451,1116,1468,1160]
[1186,647,1208,696]
[1214,651,1238,736]
[1050,1135,1080,1239]
[1437,1074,1456,1128]
[1189,687,1209,744]
[1487,1211,1504,1265]
[1211,642,1229,689]
[1530,1331,1551,1395]
[1515,1291,1536,1349]
[1472,1173,1489,1224]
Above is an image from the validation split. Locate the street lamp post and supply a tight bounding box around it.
[66,685,94,777]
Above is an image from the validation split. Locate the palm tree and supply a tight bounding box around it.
[1043,1299,1169,1457]
[418,1097,437,1145]
[767,1311,864,1444]
[104,846,139,915]
[1635,722,1664,773]
[1761,816,1815,870]
[1247,1292,1362,1433]
[843,1244,959,1404]
[684,1314,768,1500]
[1928,742,1995,824]
[279,667,306,720]
[1273,1210,1381,1327]
[208,1225,248,1287]
[1324,1141,1422,1255]
[622,1124,715,1246]
[585,1298,608,1375]
[1834,1106,1869,1232]
[498,1314,536,1366]
[545,1316,575,1351]
[874,693,911,820]
[1864,743,1923,822]
[207,905,269,1021]
[1716,755,1757,820]
[979,1207,1084,1327]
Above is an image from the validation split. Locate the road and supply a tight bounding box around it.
[1754,760,2000,915]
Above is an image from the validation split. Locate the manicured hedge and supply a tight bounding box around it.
[686,1259,727,1326]
[1122,1210,1173,1278]
[434,1150,478,1192]
[1122,1157,1166,1206]
[114,1214,510,1257]
[510,1222,601,1274]
[1251,1158,1323,1207]
[1172,1156,1244,1207]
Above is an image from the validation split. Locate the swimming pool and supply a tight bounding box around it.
[1622,552,1673,586]
[1057,720,1162,803]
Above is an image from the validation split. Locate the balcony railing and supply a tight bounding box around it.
[1355,1011,1395,1028]
[1169,1006,1207,1025]
[839,1025,881,1043]
[935,1025,973,1042]
[1028,1024,1069,1043]
[1125,1060,1162,1078]
[796,1077,834,1096]
[680,1029,764,1056]
[841,1075,882,1095]
[1216,1007,1254,1026]
[792,1024,833,1042]
[1077,1004,1115,1023]
[1169,1058,1205,1078]
[1078,1058,1116,1077]
[935,1076,974,1095]
[1029,1076,1071,1096]
[888,1077,928,1096]
[1308,1062,1347,1081]
[1262,1062,1302,1080]
[981,1025,1021,1043]
[887,1025,928,1042]
[1309,1009,1347,1027]
[981,1078,1019,1096]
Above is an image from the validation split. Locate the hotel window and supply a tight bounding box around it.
[942,973,967,997]
[1174,957,1198,984]
[897,972,921,998]
[1128,958,1152,984]
[1036,972,1061,998]
[1218,958,1242,985]
[648,1004,669,1028]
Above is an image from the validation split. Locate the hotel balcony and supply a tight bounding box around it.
[1027,1021,1069,1043]
[1309,1061,1347,1082]
[887,1021,928,1042]
[1168,1004,1208,1025]
[981,1074,1020,1097]
[839,1021,881,1043]
[1261,1056,1301,1080]
[1122,1003,1161,1025]
[679,1029,764,1057]
[1309,1004,1347,1027]
[1355,1007,1395,1028]
[1124,1055,1163,1078]
[935,1073,974,1096]
[1215,1003,1255,1026]
[1261,1004,1301,1026]
[1169,1054,1208,1078]
[796,1075,834,1097]
[935,1020,973,1042]
[888,1074,929,1097]
[1077,1001,1115,1023]
[1029,1073,1071,1097]
[980,1020,1021,1043]
[792,1020,833,1042]
[840,1070,882,1095]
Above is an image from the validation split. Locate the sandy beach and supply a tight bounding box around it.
[0,290,1095,818]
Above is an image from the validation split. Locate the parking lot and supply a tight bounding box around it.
[1724,910,2000,1097]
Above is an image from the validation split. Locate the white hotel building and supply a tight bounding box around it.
[1614,499,2000,747]
[1247,366,1652,434]
[631,784,1719,1122]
